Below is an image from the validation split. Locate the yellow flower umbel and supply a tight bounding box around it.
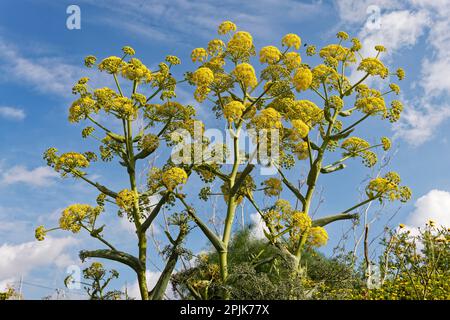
[259,46,282,64]
[116,189,138,212]
[59,204,98,233]
[291,119,310,139]
[191,48,208,63]
[35,225,47,241]
[162,167,188,190]
[358,58,389,79]
[262,178,282,197]
[293,67,312,92]
[98,56,125,74]
[223,101,245,123]
[309,226,328,247]
[192,67,215,102]
[282,33,301,50]
[283,52,302,70]
[55,152,90,172]
[227,31,254,59]
[218,20,237,35]
[251,107,282,129]
[121,58,152,83]
[232,63,257,89]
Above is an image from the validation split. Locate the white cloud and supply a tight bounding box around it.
[125,270,175,300]
[337,1,450,146]
[0,106,25,120]
[406,189,450,228]
[0,165,58,187]
[0,236,78,290]
[249,212,268,240]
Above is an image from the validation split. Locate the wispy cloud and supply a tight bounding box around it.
[0,106,26,121]
[0,165,58,187]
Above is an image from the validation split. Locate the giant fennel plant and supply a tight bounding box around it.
[173,21,411,297]
[35,47,195,300]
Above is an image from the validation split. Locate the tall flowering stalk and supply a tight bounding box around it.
[36,47,195,300]
[179,21,411,296]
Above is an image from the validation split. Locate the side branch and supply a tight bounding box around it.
[79,249,142,273]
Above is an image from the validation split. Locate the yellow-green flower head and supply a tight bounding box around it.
[336,31,349,41]
[387,100,403,122]
[283,52,302,70]
[282,33,301,50]
[320,44,355,62]
[232,63,257,89]
[328,95,344,111]
[207,39,225,56]
[69,96,98,123]
[291,119,310,139]
[223,100,245,123]
[381,137,391,151]
[84,55,97,68]
[116,189,138,211]
[110,97,138,119]
[396,68,405,80]
[165,55,181,65]
[98,56,126,74]
[162,167,188,190]
[293,67,313,92]
[122,46,136,56]
[351,38,362,51]
[262,178,282,197]
[218,20,237,35]
[192,67,214,87]
[309,226,328,247]
[191,48,208,63]
[59,204,96,233]
[358,58,389,78]
[251,107,282,129]
[227,31,253,55]
[375,45,386,53]
[355,96,386,115]
[55,152,90,171]
[121,58,152,83]
[35,225,46,241]
[259,46,282,64]
[306,45,316,56]
[294,141,309,160]
[292,211,312,231]
[389,83,400,95]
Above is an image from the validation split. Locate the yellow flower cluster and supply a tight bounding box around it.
[108,97,138,119]
[358,58,389,78]
[259,46,282,64]
[55,152,90,172]
[283,52,301,70]
[381,137,391,151]
[319,44,355,63]
[59,204,98,233]
[116,189,138,211]
[262,178,282,197]
[251,107,282,129]
[35,225,46,241]
[227,31,254,58]
[192,67,214,102]
[293,141,309,160]
[232,63,257,89]
[122,46,136,56]
[207,39,225,56]
[282,33,301,50]
[309,226,328,247]
[341,136,377,167]
[98,56,125,74]
[292,67,313,92]
[366,172,411,202]
[286,100,323,126]
[291,119,309,139]
[218,21,236,35]
[69,96,98,123]
[223,100,245,123]
[191,48,208,63]
[121,58,152,83]
[355,85,386,116]
[291,211,312,231]
[162,167,188,190]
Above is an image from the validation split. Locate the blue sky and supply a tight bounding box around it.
[0,0,450,299]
